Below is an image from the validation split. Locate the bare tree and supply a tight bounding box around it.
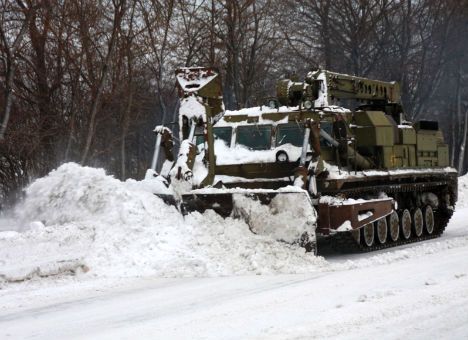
[139,0,175,126]
[1,0,468,206]
[457,70,468,173]
[119,0,137,179]
[210,0,280,109]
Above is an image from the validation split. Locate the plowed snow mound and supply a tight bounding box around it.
[0,163,326,281]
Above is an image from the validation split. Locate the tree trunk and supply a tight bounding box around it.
[322,2,332,69]
[451,111,457,167]
[0,62,18,140]
[457,70,468,175]
[0,4,32,140]
[457,59,466,173]
[458,109,468,174]
[120,81,133,180]
[81,1,126,164]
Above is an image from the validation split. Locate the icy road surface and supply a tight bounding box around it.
[1,208,467,339]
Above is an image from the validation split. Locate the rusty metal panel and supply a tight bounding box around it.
[318,198,393,235]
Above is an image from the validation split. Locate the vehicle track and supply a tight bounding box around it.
[325,178,456,253]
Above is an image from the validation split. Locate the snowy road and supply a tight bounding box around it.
[1,209,468,339]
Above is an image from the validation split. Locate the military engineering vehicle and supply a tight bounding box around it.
[151,67,457,253]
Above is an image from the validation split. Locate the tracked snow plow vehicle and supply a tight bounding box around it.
[152,67,457,253]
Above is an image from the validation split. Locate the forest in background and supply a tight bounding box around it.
[0,0,467,206]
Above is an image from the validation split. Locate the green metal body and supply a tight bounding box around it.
[167,67,457,249]
[171,67,452,189]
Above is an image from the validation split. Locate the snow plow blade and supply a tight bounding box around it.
[154,193,178,207]
[179,189,318,252]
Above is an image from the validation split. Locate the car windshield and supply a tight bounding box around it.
[276,123,304,147]
[213,127,232,146]
[236,125,272,150]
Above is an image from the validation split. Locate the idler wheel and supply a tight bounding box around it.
[400,209,412,240]
[375,218,388,244]
[351,229,361,244]
[387,211,399,242]
[423,205,435,235]
[361,223,374,247]
[412,208,424,237]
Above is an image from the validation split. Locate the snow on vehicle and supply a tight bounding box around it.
[151,67,457,253]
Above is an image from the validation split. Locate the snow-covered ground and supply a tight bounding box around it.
[0,164,467,339]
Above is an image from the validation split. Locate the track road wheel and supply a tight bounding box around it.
[361,223,374,247]
[387,211,399,242]
[400,209,412,240]
[412,208,423,237]
[375,218,388,244]
[423,205,435,235]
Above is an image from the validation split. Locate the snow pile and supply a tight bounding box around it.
[0,163,325,282]
[222,105,297,118]
[179,96,206,121]
[231,191,316,244]
[0,222,93,282]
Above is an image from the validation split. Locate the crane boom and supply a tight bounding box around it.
[276,69,400,108]
[309,70,400,106]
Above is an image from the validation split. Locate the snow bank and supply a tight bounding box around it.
[0,163,325,282]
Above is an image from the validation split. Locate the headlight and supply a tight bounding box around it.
[275,150,289,163]
[268,99,277,109]
[303,100,313,110]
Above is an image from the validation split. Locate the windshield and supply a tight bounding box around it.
[320,121,334,147]
[213,127,232,146]
[195,126,232,147]
[276,123,304,147]
[236,125,272,150]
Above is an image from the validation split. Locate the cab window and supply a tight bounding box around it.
[236,125,272,150]
[213,126,232,146]
[195,135,204,146]
[276,123,304,147]
[195,125,205,146]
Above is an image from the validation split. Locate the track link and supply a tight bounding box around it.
[329,210,451,253]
